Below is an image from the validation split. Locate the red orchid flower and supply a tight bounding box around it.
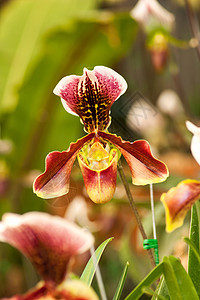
[33,66,168,203]
[0,212,98,300]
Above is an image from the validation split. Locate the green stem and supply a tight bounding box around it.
[185,0,200,61]
[117,159,156,269]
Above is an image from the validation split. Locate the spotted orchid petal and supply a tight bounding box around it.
[130,0,175,32]
[53,66,127,133]
[98,131,168,185]
[161,180,200,232]
[186,120,200,165]
[78,141,118,203]
[33,133,94,199]
[0,212,94,285]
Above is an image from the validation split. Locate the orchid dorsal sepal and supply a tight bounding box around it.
[53,66,127,133]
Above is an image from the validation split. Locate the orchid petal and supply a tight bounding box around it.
[78,146,118,203]
[33,133,94,199]
[53,66,127,133]
[98,131,168,185]
[0,212,94,285]
[161,179,200,232]
[186,120,200,165]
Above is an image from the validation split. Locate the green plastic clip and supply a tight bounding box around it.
[143,239,159,266]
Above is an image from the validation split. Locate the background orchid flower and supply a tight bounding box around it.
[0,212,97,300]
[161,180,200,232]
[186,120,200,165]
[130,0,175,32]
[33,66,168,203]
[130,0,174,72]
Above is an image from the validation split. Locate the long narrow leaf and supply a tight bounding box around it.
[162,257,181,300]
[164,256,199,300]
[142,286,168,300]
[152,277,170,300]
[188,201,200,297]
[124,262,164,300]
[112,262,129,300]
[80,237,113,286]
[184,237,200,264]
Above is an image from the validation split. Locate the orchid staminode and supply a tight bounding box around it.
[33,66,168,204]
[0,212,98,300]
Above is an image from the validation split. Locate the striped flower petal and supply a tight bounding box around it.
[0,212,94,285]
[161,179,200,232]
[33,133,94,199]
[53,66,127,133]
[98,131,168,185]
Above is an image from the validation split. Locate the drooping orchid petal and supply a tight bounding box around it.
[161,180,200,232]
[130,0,175,32]
[0,212,94,285]
[78,142,118,203]
[53,66,127,133]
[186,120,200,165]
[98,131,168,185]
[33,133,94,199]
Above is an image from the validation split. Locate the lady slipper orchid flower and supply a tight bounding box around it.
[130,0,175,32]
[0,212,97,300]
[130,0,174,72]
[161,179,200,232]
[33,66,168,204]
[186,120,200,165]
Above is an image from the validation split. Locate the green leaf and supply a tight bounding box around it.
[124,262,164,300]
[164,256,199,300]
[184,237,200,264]
[80,237,113,286]
[112,261,129,300]
[162,257,181,300]
[0,0,95,116]
[142,285,168,300]
[188,201,200,297]
[152,277,170,300]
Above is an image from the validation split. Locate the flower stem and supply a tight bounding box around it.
[185,0,200,61]
[117,159,156,269]
[150,184,157,240]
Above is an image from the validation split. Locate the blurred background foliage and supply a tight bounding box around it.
[0,0,200,298]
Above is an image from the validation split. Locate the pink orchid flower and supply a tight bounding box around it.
[0,212,98,300]
[33,66,168,203]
